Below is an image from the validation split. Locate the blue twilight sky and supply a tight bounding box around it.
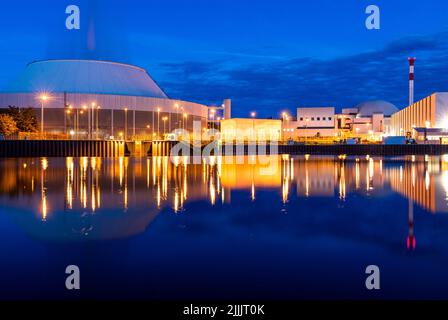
[0,0,448,117]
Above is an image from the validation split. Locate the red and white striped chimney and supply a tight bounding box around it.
[408,57,416,106]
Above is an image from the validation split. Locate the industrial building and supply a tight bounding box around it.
[280,101,398,141]
[220,118,281,142]
[389,93,448,142]
[0,60,227,140]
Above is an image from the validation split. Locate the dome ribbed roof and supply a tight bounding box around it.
[3,60,168,99]
[355,100,398,117]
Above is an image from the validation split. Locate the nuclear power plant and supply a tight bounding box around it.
[1,57,448,144]
[0,59,231,140]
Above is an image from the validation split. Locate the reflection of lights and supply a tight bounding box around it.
[339,163,346,200]
[210,178,216,205]
[66,157,74,209]
[41,158,48,171]
[355,161,360,190]
[305,160,309,197]
[425,171,430,191]
[369,158,374,179]
[119,157,124,187]
[282,158,290,204]
[412,164,416,187]
[400,166,403,183]
[174,191,179,213]
[157,184,161,208]
[41,158,48,221]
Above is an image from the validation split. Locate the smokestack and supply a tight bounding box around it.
[224,99,231,119]
[408,57,416,106]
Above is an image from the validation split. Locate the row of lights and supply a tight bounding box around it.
[38,93,192,139]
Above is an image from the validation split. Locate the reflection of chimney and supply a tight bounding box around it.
[408,58,416,106]
[224,99,231,119]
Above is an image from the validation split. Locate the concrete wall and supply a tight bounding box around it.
[389,93,444,136]
[297,107,336,129]
[220,118,282,141]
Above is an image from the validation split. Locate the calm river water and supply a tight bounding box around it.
[1,155,448,299]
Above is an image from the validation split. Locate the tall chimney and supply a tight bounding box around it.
[408,57,416,106]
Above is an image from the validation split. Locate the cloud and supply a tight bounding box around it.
[157,32,448,117]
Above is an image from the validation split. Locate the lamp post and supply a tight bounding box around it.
[39,95,48,137]
[183,113,188,131]
[66,108,71,136]
[91,102,96,139]
[82,105,87,139]
[162,117,168,138]
[96,105,100,140]
[174,103,180,129]
[282,112,289,142]
[157,108,161,140]
[250,112,256,142]
[124,107,128,141]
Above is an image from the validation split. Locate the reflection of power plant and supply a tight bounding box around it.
[1,155,448,242]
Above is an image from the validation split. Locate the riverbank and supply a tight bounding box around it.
[2,140,448,157]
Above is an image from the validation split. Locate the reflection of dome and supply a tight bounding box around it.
[355,100,398,117]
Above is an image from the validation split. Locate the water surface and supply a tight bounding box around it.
[1,155,448,300]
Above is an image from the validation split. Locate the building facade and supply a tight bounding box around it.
[389,93,448,141]
[0,60,214,140]
[220,118,282,142]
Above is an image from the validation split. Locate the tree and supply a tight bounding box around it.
[7,106,38,132]
[0,114,18,137]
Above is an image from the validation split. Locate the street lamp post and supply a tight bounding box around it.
[146,125,151,140]
[157,108,161,140]
[91,102,96,139]
[162,117,168,138]
[174,103,179,130]
[124,107,128,141]
[96,105,100,140]
[74,106,79,139]
[250,112,256,142]
[39,95,48,138]
[82,105,87,139]
[183,113,188,131]
[282,112,290,142]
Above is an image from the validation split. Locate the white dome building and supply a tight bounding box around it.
[355,100,398,118]
[0,60,214,139]
[346,100,398,136]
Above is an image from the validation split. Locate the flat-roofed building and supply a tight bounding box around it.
[296,107,336,137]
[389,93,448,142]
[220,118,281,142]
